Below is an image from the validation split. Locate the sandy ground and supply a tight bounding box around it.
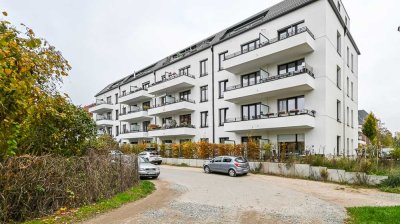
[83,165,400,224]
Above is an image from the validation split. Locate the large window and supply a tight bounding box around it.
[219,137,229,144]
[179,66,190,75]
[278,96,305,113]
[179,90,190,101]
[337,100,341,122]
[219,80,228,98]
[218,51,227,71]
[143,121,150,132]
[219,108,228,126]
[179,114,191,126]
[200,111,208,128]
[241,71,260,87]
[278,59,305,75]
[142,81,150,90]
[106,96,112,104]
[278,21,304,40]
[241,103,267,120]
[200,85,208,102]
[143,101,150,110]
[162,117,172,125]
[200,59,208,77]
[242,136,261,144]
[337,31,341,55]
[241,39,259,53]
[337,66,341,89]
[161,95,172,105]
[278,134,305,155]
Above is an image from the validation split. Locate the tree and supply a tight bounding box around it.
[0,13,70,158]
[362,112,378,145]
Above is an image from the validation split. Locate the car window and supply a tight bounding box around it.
[234,157,247,163]
[223,157,232,163]
[139,152,146,156]
[138,157,148,163]
[150,152,157,156]
[214,157,222,162]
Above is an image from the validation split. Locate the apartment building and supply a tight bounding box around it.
[90,0,359,156]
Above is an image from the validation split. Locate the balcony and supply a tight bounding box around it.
[224,67,315,103]
[119,88,153,104]
[224,109,316,133]
[119,129,150,139]
[96,117,114,127]
[148,126,196,137]
[119,108,152,122]
[223,27,315,74]
[89,101,114,114]
[147,73,196,95]
[148,98,195,116]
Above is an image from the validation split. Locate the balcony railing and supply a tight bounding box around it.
[119,87,148,98]
[148,124,196,131]
[121,128,148,134]
[225,65,315,92]
[224,26,315,60]
[149,73,195,88]
[151,98,195,109]
[95,100,112,105]
[225,109,316,123]
[96,117,113,121]
[119,107,149,116]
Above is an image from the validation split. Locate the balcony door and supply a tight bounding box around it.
[241,72,260,87]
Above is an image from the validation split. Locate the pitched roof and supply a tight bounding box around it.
[95,0,359,97]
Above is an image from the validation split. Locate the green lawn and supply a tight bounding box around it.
[25,180,155,224]
[347,206,400,224]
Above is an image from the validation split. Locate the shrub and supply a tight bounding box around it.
[381,175,400,188]
[182,142,196,159]
[159,144,166,157]
[197,141,210,159]
[217,144,227,156]
[120,144,132,154]
[247,139,260,160]
[171,144,180,158]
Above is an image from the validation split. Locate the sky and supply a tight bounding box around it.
[2,0,400,132]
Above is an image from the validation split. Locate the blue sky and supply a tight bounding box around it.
[2,0,400,132]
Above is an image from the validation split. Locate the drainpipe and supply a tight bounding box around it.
[342,26,348,157]
[211,46,216,144]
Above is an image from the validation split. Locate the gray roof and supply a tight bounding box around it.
[95,0,359,97]
[358,110,368,125]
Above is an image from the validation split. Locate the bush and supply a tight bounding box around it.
[197,141,210,159]
[182,142,196,159]
[381,175,400,188]
[171,144,180,158]
[159,144,166,157]
[0,153,139,223]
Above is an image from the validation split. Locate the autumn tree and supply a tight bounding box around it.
[362,112,378,145]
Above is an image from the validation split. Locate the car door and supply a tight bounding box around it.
[209,157,222,172]
[221,157,232,173]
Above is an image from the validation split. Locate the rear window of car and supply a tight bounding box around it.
[234,157,247,163]
[223,157,232,162]
[150,152,157,156]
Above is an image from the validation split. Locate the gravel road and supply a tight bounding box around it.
[84,165,400,224]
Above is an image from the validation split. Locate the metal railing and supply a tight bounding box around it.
[149,73,195,88]
[96,117,113,121]
[225,65,314,92]
[121,128,148,134]
[225,109,316,123]
[95,100,113,105]
[224,26,315,60]
[119,87,148,98]
[119,107,149,116]
[148,124,196,131]
[150,98,195,109]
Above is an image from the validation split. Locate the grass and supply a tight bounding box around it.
[347,206,400,224]
[24,181,155,224]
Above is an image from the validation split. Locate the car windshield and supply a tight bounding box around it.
[234,157,247,163]
[139,157,149,163]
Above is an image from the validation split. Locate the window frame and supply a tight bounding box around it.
[178,66,190,76]
[200,111,209,128]
[277,95,305,113]
[218,51,228,71]
[277,59,305,76]
[200,85,208,102]
[219,108,228,126]
[218,80,228,98]
[199,59,208,77]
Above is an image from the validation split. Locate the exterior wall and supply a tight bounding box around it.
[90,0,360,156]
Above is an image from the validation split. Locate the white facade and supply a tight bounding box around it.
[90,0,359,156]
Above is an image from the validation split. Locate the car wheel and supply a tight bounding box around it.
[228,169,236,177]
[158,162,162,165]
[204,166,211,173]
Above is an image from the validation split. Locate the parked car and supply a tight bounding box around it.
[138,156,160,179]
[138,151,162,165]
[203,156,249,177]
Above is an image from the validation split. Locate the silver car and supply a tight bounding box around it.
[203,156,249,177]
[138,151,163,165]
[138,157,160,179]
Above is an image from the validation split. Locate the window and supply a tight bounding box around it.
[214,157,222,162]
[241,71,260,87]
[106,112,112,120]
[115,93,118,104]
[347,138,350,156]
[143,101,150,110]
[242,136,261,144]
[278,96,305,113]
[143,121,150,132]
[161,95,172,105]
[200,85,208,102]
[351,82,354,100]
[142,81,150,90]
[179,114,191,126]
[122,90,126,96]
[241,39,259,53]
[351,109,354,128]
[337,100,341,122]
[337,66,341,89]
[200,59,208,76]
[122,124,127,133]
[116,126,119,136]
[219,80,228,98]
[346,77,349,96]
[219,137,229,144]
[122,107,126,115]
[347,47,349,67]
[179,66,190,75]
[345,17,348,26]
[219,108,228,126]
[338,1,341,12]
[278,134,305,155]
[162,117,172,125]
[351,54,354,72]
[337,31,341,55]
[200,111,208,128]
[106,96,112,104]
[179,90,191,101]
[337,136,341,156]
[161,75,166,81]
[278,59,305,75]
[346,106,349,126]
[223,157,232,163]
[278,21,304,40]
[200,138,209,142]
[241,103,268,120]
[107,127,112,135]
[218,51,227,71]
[115,110,119,120]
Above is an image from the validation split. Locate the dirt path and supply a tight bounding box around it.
[83,165,400,224]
